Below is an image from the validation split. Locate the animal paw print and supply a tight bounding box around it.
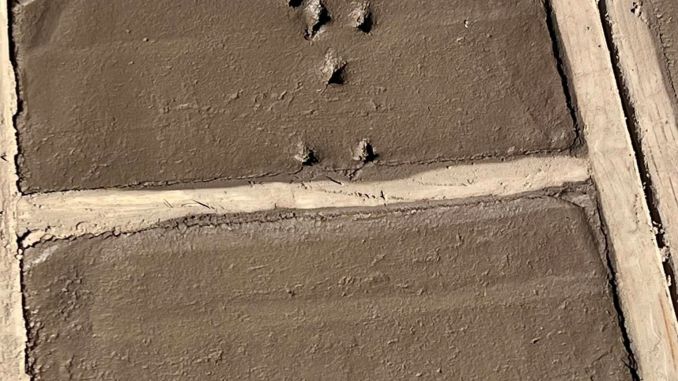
[287,1,374,86]
[350,2,373,33]
[286,1,378,166]
[287,0,374,40]
[302,0,332,40]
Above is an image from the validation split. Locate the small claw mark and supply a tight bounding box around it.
[353,139,376,162]
[193,200,216,211]
[321,50,347,85]
[351,2,373,33]
[304,0,331,40]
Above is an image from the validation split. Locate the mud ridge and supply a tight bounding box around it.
[6,3,25,199]
[18,253,35,381]
[544,0,583,150]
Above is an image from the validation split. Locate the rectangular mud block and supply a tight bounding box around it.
[22,196,632,380]
[11,0,575,193]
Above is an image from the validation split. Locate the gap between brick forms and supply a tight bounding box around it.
[551,0,678,379]
[0,0,29,380]
[16,155,588,246]
[600,0,678,308]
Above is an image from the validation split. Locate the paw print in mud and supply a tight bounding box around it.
[287,0,374,85]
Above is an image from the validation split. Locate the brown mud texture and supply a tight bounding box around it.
[22,197,632,380]
[645,0,678,114]
[11,0,574,193]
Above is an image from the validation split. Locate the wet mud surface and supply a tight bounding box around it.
[11,0,574,193]
[22,196,632,380]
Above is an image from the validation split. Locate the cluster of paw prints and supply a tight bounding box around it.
[286,1,376,167]
[288,0,373,85]
[295,138,376,167]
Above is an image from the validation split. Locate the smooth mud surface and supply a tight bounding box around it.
[11,0,574,193]
[22,197,632,380]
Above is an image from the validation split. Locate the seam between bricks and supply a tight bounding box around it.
[591,180,641,380]
[2,1,30,380]
[15,155,591,247]
[546,2,640,378]
[18,184,589,249]
[598,0,678,320]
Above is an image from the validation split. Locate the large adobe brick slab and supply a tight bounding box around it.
[11,0,574,193]
[22,197,631,380]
